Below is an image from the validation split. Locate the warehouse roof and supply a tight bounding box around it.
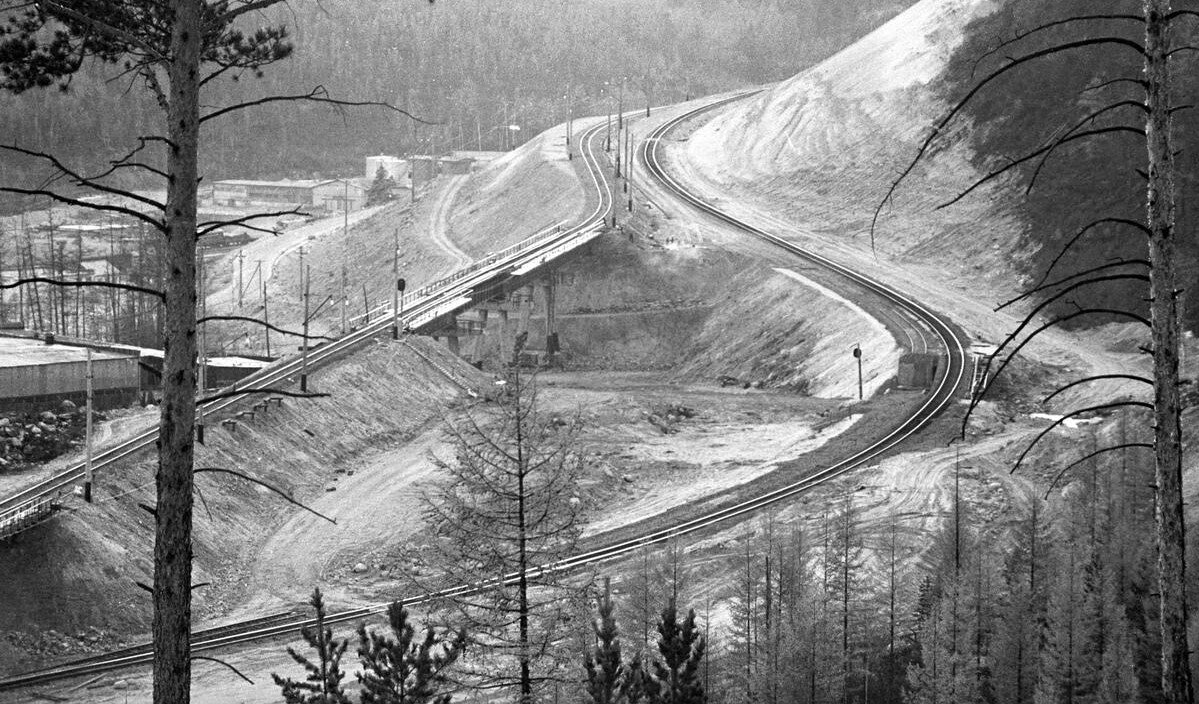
[0,336,136,368]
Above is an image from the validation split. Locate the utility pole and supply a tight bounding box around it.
[617,76,625,132]
[84,348,93,502]
[261,271,270,358]
[301,264,311,392]
[297,246,304,302]
[341,179,349,335]
[628,125,636,213]
[392,228,402,340]
[236,249,245,309]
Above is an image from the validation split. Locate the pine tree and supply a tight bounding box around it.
[367,164,397,206]
[357,601,466,704]
[586,580,626,704]
[649,598,706,704]
[273,588,352,704]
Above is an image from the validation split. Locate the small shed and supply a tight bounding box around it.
[897,352,942,390]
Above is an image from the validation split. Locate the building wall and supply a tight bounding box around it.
[0,357,141,411]
[312,182,366,212]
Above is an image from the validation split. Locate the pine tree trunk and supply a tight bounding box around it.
[1144,2,1194,702]
[153,2,201,702]
[516,373,532,704]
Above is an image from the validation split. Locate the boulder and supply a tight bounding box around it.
[352,562,368,574]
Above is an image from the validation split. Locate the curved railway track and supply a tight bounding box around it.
[0,95,967,693]
[0,118,615,533]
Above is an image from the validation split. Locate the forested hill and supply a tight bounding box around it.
[938,0,1199,329]
[0,0,910,211]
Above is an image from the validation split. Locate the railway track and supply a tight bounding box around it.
[0,117,614,539]
[0,95,967,693]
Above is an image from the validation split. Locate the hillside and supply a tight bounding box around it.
[0,0,915,215]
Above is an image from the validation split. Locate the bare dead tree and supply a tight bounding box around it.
[0,3,427,702]
[417,370,587,703]
[872,3,1193,700]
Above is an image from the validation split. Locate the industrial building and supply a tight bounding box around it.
[210,179,367,213]
[0,335,141,412]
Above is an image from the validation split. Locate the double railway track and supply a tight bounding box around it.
[0,94,967,693]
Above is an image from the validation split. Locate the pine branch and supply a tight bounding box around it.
[40,0,166,61]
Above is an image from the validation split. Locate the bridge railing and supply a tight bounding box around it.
[0,218,592,540]
[346,221,565,330]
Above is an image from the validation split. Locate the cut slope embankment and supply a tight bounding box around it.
[670,0,1149,412]
[448,121,588,257]
[0,337,484,675]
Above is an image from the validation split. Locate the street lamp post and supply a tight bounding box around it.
[851,343,863,400]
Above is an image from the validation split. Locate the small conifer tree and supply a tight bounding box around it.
[367,164,397,206]
[357,601,466,704]
[649,599,706,704]
[585,580,625,704]
[272,588,351,704]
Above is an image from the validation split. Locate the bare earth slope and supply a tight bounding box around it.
[671,0,1148,411]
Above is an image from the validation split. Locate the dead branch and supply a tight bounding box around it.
[1044,442,1153,497]
[199,84,437,125]
[191,655,254,684]
[938,125,1144,209]
[0,184,164,231]
[0,143,166,212]
[0,276,165,301]
[1032,217,1151,290]
[1011,401,1153,474]
[197,387,330,404]
[964,307,1152,435]
[197,315,336,341]
[1024,101,1149,194]
[1082,77,1148,93]
[871,36,1145,247]
[999,259,1150,310]
[195,467,337,525]
[197,208,306,237]
[971,14,1143,77]
[1041,374,1154,404]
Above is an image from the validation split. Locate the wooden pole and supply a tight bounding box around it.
[392,228,401,340]
[84,348,93,502]
[301,264,310,392]
[262,270,271,358]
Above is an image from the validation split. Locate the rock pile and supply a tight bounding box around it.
[645,402,698,434]
[0,400,97,472]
